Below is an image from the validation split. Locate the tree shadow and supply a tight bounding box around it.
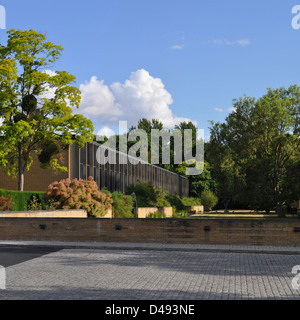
[51,249,300,278]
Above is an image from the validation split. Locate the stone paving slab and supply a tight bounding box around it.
[0,241,299,300]
[0,248,299,300]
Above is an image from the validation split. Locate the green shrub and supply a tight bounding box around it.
[181,197,202,206]
[166,195,186,212]
[43,199,57,210]
[27,195,43,211]
[166,195,202,214]
[111,191,134,218]
[101,189,135,218]
[172,211,188,218]
[200,191,218,211]
[155,188,171,207]
[45,177,113,218]
[126,182,170,208]
[126,182,156,207]
[148,211,166,219]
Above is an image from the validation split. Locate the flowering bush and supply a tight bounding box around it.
[45,177,113,217]
[0,195,14,211]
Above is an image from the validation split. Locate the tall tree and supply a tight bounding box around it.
[0,29,94,191]
[209,85,300,216]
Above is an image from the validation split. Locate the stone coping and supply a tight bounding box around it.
[0,209,87,218]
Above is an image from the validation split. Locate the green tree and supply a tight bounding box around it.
[205,138,246,208]
[189,161,217,198]
[200,190,218,211]
[209,85,300,216]
[137,118,165,165]
[137,118,164,133]
[0,29,94,191]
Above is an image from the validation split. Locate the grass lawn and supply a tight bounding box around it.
[187,210,299,219]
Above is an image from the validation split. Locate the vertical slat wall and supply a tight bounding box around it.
[78,142,189,197]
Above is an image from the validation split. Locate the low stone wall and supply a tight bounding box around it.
[134,207,158,218]
[186,206,204,213]
[103,209,113,219]
[0,218,300,246]
[0,210,87,218]
[0,209,114,219]
[160,207,173,218]
[134,207,173,218]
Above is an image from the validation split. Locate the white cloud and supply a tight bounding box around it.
[214,107,223,113]
[170,44,185,50]
[79,76,121,120]
[78,69,196,129]
[236,39,251,47]
[209,38,251,47]
[228,107,236,113]
[209,39,223,45]
[96,126,116,138]
[39,70,57,100]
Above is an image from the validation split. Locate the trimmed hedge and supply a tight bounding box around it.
[0,189,45,211]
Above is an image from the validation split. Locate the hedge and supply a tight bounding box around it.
[0,189,45,211]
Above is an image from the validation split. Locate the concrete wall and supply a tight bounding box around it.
[0,209,114,219]
[134,207,158,218]
[134,207,173,218]
[103,209,113,219]
[186,206,204,213]
[0,218,299,246]
[0,210,87,218]
[160,207,173,218]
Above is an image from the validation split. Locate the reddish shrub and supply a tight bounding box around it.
[45,177,113,217]
[0,195,14,212]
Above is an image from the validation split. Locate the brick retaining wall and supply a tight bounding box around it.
[0,218,300,246]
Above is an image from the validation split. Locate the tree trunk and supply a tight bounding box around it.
[18,143,24,192]
[274,182,285,218]
[274,172,285,217]
[18,169,24,192]
[276,201,285,218]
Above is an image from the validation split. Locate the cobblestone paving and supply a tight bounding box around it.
[0,248,300,300]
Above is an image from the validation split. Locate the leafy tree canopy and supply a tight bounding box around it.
[0,29,94,191]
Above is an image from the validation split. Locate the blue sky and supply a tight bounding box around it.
[1,0,300,139]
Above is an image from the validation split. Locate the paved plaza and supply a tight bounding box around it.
[0,242,300,300]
